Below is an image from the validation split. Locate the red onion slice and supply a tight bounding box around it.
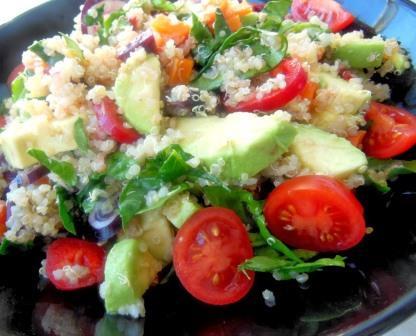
[88,198,121,241]
[117,30,157,61]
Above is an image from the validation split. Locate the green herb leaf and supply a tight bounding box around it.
[29,41,65,65]
[0,239,10,255]
[73,118,89,152]
[56,186,76,235]
[106,152,138,180]
[249,232,267,247]
[365,158,416,193]
[76,173,106,214]
[151,0,176,12]
[240,255,345,278]
[60,33,84,60]
[260,0,292,31]
[27,149,77,187]
[11,74,27,102]
[0,239,34,256]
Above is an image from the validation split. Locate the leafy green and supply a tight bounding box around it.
[151,0,176,12]
[203,185,301,262]
[0,239,34,256]
[56,186,76,235]
[191,11,231,66]
[60,33,84,60]
[260,0,291,31]
[240,255,346,279]
[11,74,27,102]
[192,27,287,90]
[29,41,65,65]
[85,5,126,45]
[249,232,267,247]
[74,118,89,152]
[0,239,10,255]
[118,145,222,226]
[106,152,138,180]
[365,158,416,193]
[27,149,77,187]
[76,173,106,214]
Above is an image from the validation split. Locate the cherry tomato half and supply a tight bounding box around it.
[226,58,307,113]
[264,176,366,252]
[45,238,105,291]
[6,64,25,88]
[363,102,416,159]
[173,207,254,305]
[92,97,140,144]
[0,201,7,237]
[291,0,355,32]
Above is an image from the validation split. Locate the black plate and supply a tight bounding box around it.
[2,1,416,335]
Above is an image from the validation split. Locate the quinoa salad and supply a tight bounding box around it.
[1,0,416,321]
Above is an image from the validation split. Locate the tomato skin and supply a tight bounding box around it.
[45,238,105,291]
[0,201,7,237]
[291,0,355,32]
[264,176,366,252]
[363,102,416,159]
[226,58,307,113]
[93,97,140,144]
[173,207,254,305]
[6,64,25,88]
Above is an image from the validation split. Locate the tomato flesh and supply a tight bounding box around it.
[0,201,7,237]
[264,176,366,252]
[363,102,416,159]
[173,207,254,305]
[6,64,25,88]
[291,0,355,32]
[226,58,307,113]
[93,97,140,144]
[46,238,105,291]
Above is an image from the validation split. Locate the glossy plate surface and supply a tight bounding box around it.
[1,1,416,335]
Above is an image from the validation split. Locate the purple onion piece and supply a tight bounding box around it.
[88,199,121,241]
[3,171,17,183]
[164,87,208,116]
[117,30,157,61]
[6,201,13,221]
[13,166,49,188]
[81,0,127,34]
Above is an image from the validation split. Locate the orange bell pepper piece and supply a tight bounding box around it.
[166,57,194,86]
[347,130,367,149]
[300,81,319,101]
[151,14,190,48]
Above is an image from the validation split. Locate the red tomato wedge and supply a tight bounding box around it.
[264,176,366,252]
[363,102,416,159]
[0,201,7,237]
[226,58,307,113]
[173,207,254,305]
[45,238,105,291]
[92,97,140,144]
[6,64,25,88]
[291,0,355,32]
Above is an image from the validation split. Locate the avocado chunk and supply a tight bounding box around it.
[121,210,174,265]
[174,112,297,181]
[114,53,162,134]
[103,239,162,314]
[333,39,385,69]
[0,115,78,169]
[291,124,367,178]
[162,192,201,228]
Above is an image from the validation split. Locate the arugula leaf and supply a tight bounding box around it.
[0,239,10,255]
[29,41,65,65]
[56,186,76,235]
[85,5,125,45]
[106,152,138,180]
[27,149,77,187]
[263,0,292,18]
[151,0,176,12]
[192,27,287,90]
[203,184,301,262]
[365,158,416,193]
[240,255,345,279]
[191,13,213,44]
[60,33,84,60]
[76,173,106,214]
[11,74,27,102]
[74,118,89,152]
